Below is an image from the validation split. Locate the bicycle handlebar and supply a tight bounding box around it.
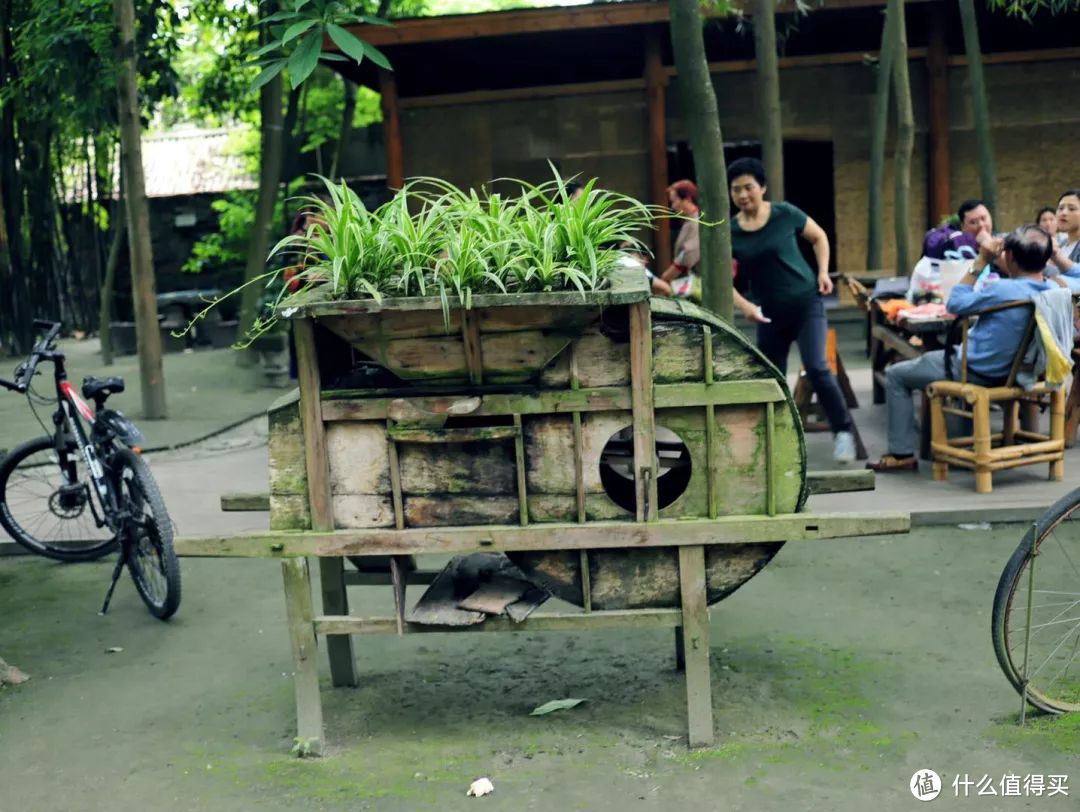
[0,320,62,393]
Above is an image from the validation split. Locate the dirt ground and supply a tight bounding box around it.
[1,495,1077,811]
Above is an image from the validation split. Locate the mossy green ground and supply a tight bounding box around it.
[1,524,1076,811]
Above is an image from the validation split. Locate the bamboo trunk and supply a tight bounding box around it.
[752,0,784,201]
[890,0,914,278]
[958,0,997,216]
[100,188,126,366]
[113,0,166,417]
[668,0,733,322]
[330,78,357,180]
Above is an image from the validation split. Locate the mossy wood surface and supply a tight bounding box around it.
[267,294,808,609]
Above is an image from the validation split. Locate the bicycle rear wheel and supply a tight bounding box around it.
[992,487,1080,714]
[0,435,118,562]
[114,449,181,620]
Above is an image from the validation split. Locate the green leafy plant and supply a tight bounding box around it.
[180,166,664,345]
[290,736,318,758]
[253,0,392,91]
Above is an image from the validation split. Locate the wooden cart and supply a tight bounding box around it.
[177,269,908,751]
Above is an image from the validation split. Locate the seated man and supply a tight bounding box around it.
[868,225,1055,472]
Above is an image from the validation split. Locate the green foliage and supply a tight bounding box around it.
[254,0,393,91]
[986,0,1079,16]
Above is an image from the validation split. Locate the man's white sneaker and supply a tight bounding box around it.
[833,431,856,464]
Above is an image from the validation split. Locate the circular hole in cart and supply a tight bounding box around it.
[599,425,692,513]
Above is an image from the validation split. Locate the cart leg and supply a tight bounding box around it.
[283,558,324,755]
[319,557,357,687]
[678,545,713,747]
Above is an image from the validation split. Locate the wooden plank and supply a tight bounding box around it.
[630,302,657,521]
[220,492,270,512]
[388,425,520,444]
[294,318,356,687]
[805,469,875,495]
[314,608,684,635]
[570,347,587,522]
[513,414,528,526]
[378,69,404,189]
[703,328,718,520]
[400,78,647,110]
[343,568,440,586]
[386,422,405,530]
[282,558,323,755]
[678,545,713,747]
[766,401,776,517]
[461,309,484,385]
[321,379,785,422]
[870,325,922,360]
[645,30,671,273]
[174,511,912,558]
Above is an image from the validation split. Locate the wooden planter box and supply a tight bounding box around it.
[271,269,809,610]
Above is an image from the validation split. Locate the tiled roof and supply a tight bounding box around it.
[141,127,256,198]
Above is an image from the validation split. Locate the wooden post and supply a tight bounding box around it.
[928,387,948,481]
[926,1,951,226]
[282,557,324,755]
[379,69,405,190]
[629,302,658,521]
[678,545,713,747]
[645,31,672,273]
[1050,389,1065,481]
[293,318,357,687]
[972,391,992,493]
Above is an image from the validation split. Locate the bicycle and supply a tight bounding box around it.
[992,487,1080,714]
[0,320,181,620]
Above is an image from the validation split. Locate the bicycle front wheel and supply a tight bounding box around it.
[992,487,1080,714]
[0,435,119,562]
[114,449,181,620]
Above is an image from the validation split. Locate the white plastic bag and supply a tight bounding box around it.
[907,256,941,301]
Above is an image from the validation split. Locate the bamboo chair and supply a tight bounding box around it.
[926,300,1066,494]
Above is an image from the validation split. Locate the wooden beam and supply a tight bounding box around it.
[645,30,672,274]
[174,511,911,559]
[399,78,647,110]
[321,379,786,422]
[379,68,405,189]
[293,318,357,688]
[344,0,934,48]
[314,608,683,635]
[678,545,713,747]
[926,1,950,226]
[282,558,324,755]
[805,469,875,495]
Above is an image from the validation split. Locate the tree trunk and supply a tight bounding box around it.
[958,0,997,216]
[890,0,915,277]
[668,0,733,322]
[866,6,896,271]
[330,78,358,180]
[100,186,126,367]
[752,0,783,200]
[113,0,166,418]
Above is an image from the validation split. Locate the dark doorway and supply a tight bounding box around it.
[667,139,837,274]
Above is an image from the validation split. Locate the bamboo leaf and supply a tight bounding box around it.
[282,18,318,44]
[530,698,585,716]
[327,23,391,71]
[288,30,322,88]
[251,59,286,91]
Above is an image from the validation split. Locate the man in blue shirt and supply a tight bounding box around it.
[868,225,1055,472]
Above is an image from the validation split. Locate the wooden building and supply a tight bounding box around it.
[334,0,1080,273]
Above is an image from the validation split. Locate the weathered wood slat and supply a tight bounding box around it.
[282,558,323,755]
[388,425,520,444]
[630,301,657,522]
[678,545,713,747]
[320,380,785,422]
[294,318,357,687]
[805,469,876,494]
[313,607,684,635]
[220,492,271,512]
[175,512,910,558]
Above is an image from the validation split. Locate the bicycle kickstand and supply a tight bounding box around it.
[99,542,128,616]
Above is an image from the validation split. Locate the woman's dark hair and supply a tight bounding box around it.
[1037,206,1056,221]
[1058,189,1080,204]
[1003,224,1053,272]
[727,157,767,187]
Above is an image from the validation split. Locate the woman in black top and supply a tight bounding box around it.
[727,157,854,463]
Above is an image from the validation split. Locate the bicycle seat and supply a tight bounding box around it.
[82,376,125,401]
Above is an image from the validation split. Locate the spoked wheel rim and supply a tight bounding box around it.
[0,441,116,556]
[122,467,171,610]
[1000,510,1080,714]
